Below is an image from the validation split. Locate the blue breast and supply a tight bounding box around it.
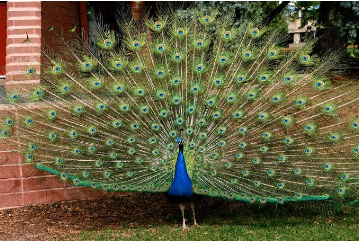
[168,149,193,197]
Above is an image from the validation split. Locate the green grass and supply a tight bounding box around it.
[62,195,359,241]
[76,218,358,241]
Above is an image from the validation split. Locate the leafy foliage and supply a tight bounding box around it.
[290,1,359,42]
[160,1,288,34]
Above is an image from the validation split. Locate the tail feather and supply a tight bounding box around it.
[0,10,358,204]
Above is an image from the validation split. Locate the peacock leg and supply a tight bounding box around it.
[190,201,198,226]
[178,203,188,231]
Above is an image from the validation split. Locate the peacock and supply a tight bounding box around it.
[0,8,359,231]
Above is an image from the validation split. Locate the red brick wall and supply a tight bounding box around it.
[1,1,148,210]
[0,1,112,211]
[5,1,42,92]
[41,1,81,48]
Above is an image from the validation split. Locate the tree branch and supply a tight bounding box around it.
[262,1,290,26]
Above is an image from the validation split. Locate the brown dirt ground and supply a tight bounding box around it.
[0,192,357,241]
[1,193,242,241]
[0,193,180,241]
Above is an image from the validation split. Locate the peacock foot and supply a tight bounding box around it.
[182,225,190,232]
[192,223,199,229]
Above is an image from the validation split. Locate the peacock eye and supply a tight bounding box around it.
[203,15,211,23]
[53,66,61,72]
[133,41,140,47]
[157,44,164,51]
[115,61,122,68]
[302,55,310,61]
[177,28,184,35]
[252,28,259,35]
[154,21,162,29]
[316,81,324,87]
[104,39,111,46]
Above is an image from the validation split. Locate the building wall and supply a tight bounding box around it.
[0,1,111,211]
[41,1,82,48]
[5,1,41,91]
[0,1,146,210]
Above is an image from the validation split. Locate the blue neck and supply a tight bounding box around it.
[168,144,193,197]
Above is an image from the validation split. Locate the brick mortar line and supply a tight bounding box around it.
[1,187,92,197]
[0,174,62,181]
[0,187,86,196]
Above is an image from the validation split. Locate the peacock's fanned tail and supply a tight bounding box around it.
[1,11,358,205]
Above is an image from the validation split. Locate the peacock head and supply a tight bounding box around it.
[176,129,184,150]
[176,137,182,144]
